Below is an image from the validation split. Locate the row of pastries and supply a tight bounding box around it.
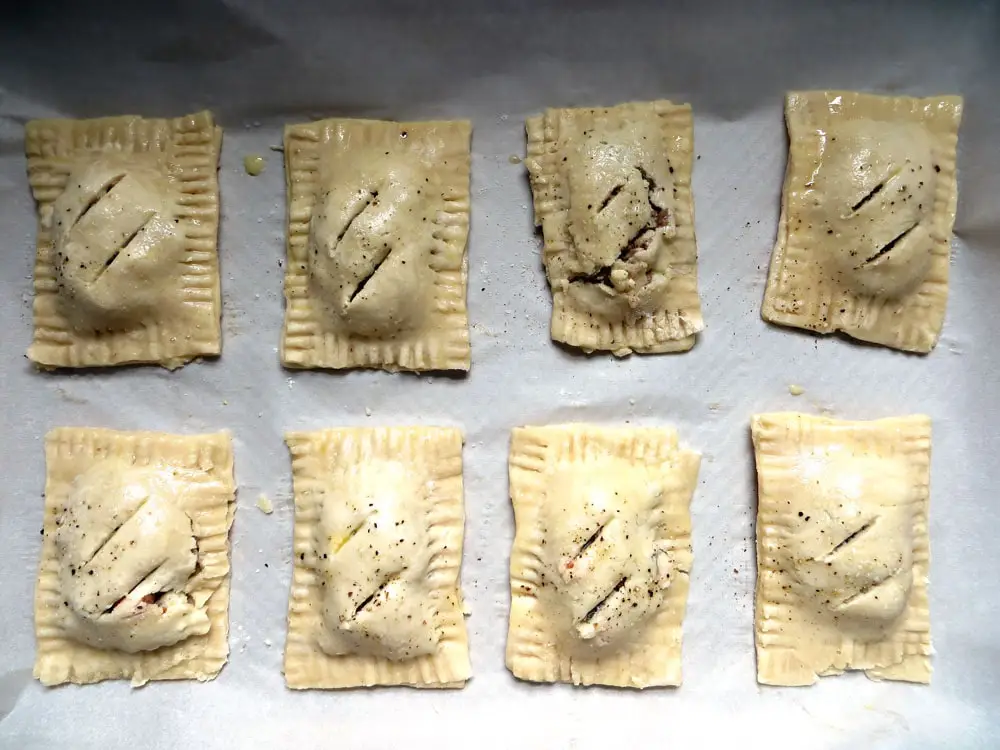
[23,91,962,370]
[35,415,932,689]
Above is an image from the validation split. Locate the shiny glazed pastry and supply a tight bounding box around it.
[282,118,471,372]
[762,91,963,353]
[24,112,223,369]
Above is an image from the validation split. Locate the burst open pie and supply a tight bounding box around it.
[507,424,699,687]
[281,118,471,371]
[525,100,703,355]
[762,91,963,353]
[283,427,470,688]
[751,413,932,686]
[34,428,235,686]
[24,111,223,369]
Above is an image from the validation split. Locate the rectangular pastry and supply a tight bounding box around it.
[525,101,703,355]
[281,118,471,371]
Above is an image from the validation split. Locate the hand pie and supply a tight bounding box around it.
[25,112,223,369]
[281,118,471,371]
[751,413,932,685]
[507,424,699,687]
[34,428,236,686]
[762,91,963,352]
[525,100,704,355]
[283,427,470,688]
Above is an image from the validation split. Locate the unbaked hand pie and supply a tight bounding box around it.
[283,426,470,688]
[751,413,932,686]
[507,424,699,687]
[25,112,223,369]
[525,100,704,355]
[34,428,236,686]
[281,118,471,371]
[762,91,963,352]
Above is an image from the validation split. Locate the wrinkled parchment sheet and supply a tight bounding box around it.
[1,1,998,748]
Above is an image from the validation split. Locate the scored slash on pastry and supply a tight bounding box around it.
[761,91,963,353]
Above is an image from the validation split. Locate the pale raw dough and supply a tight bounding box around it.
[283,427,470,688]
[282,119,471,371]
[34,428,236,686]
[25,111,223,368]
[751,413,932,686]
[507,424,699,687]
[762,91,963,353]
[525,101,703,355]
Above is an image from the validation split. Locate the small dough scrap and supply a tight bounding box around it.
[34,428,236,686]
[525,101,703,355]
[283,427,470,688]
[282,119,471,371]
[25,111,223,369]
[751,413,932,686]
[507,424,699,687]
[762,91,963,353]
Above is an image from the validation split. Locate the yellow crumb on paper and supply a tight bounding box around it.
[243,154,265,176]
[788,384,805,396]
[508,154,522,164]
[708,402,721,411]
[256,494,273,514]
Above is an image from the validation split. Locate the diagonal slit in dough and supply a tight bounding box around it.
[349,245,394,303]
[353,573,402,619]
[849,166,903,214]
[99,558,170,616]
[834,569,903,610]
[332,514,373,555]
[579,576,628,626]
[81,497,153,570]
[859,225,918,268]
[572,520,610,564]
[823,517,878,560]
[333,190,377,251]
[92,213,155,283]
[598,183,626,213]
[72,172,126,231]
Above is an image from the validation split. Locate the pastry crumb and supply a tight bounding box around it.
[508,154,522,164]
[256,494,273,514]
[364,407,372,417]
[243,154,265,176]
[788,384,805,396]
[263,638,272,648]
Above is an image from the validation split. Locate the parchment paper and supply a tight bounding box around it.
[1,1,998,748]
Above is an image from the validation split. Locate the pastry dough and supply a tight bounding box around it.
[25,111,223,368]
[751,413,932,686]
[525,101,703,355]
[762,91,963,353]
[34,428,235,686]
[507,425,699,687]
[283,427,470,688]
[282,118,471,371]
